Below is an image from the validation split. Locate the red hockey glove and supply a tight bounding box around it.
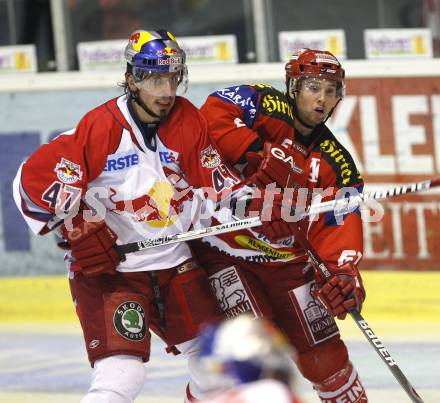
[245,142,307,190]
[245,189,298,243]
[61,214,121,277]
[313,262,365,320]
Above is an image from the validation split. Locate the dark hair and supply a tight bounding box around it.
[118,63,133,94]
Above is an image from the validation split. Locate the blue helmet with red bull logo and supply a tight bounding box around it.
[125,29,187,82]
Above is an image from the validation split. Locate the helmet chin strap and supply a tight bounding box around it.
[130,88,162,121]
[286,79,314,130]
[325,98,342,122]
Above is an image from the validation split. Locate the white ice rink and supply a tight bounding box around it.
[0,323,439,403]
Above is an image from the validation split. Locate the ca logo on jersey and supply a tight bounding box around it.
[113,301,147,341]
[270,147,304,174]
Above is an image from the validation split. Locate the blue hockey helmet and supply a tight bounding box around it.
[125,29,187,84]
[196,315,297,389]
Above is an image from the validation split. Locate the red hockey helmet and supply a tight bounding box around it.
[285,48,345,98]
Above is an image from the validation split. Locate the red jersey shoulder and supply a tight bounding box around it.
[44,97,125,182]
[253,83,284,97]
[159,96,207,150]
[316,127,363,189]
[79,97,126,153]
[169,96,202,125]
[254,84,294,124]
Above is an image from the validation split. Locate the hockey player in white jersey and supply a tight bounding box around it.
[12,29,294,403]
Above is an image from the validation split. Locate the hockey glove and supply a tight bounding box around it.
[245,142,307,190]
[61,214,121,277]
[313,262,365,320]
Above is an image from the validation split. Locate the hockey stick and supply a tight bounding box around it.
[307,176,440,216]
[289,222,424,403]
[115,176,440,256]
[116,216,261,255]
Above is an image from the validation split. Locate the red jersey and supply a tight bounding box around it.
[198,84,364,269]
[13,95,241,272]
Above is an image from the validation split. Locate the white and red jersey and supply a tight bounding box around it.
[199,380,301,403]
[198,84,364,269]
[13,94,241,273]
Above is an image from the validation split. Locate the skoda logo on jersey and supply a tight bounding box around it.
[113,301,147,341]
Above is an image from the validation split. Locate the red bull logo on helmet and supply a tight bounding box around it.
[128,31,157,52]
[157,56,182,66]
[130,32,141,44]
[157,47,178,57]
[54,158,83,184]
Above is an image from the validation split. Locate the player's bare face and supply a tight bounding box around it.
[295,78,339,130]
[141,92,175,121]
[137,73,180,122]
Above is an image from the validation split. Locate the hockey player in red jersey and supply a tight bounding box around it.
[195,315,302,403]
[12,30,291,403]
[193,49,368,402]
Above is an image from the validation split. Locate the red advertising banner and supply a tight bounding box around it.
[330,77,440,270]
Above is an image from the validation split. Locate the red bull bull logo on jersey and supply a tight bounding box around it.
[109,180,192,228]
[54,158,83,184]
[201,145,221,169]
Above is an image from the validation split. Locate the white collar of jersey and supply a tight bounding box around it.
[117,95,157,153]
